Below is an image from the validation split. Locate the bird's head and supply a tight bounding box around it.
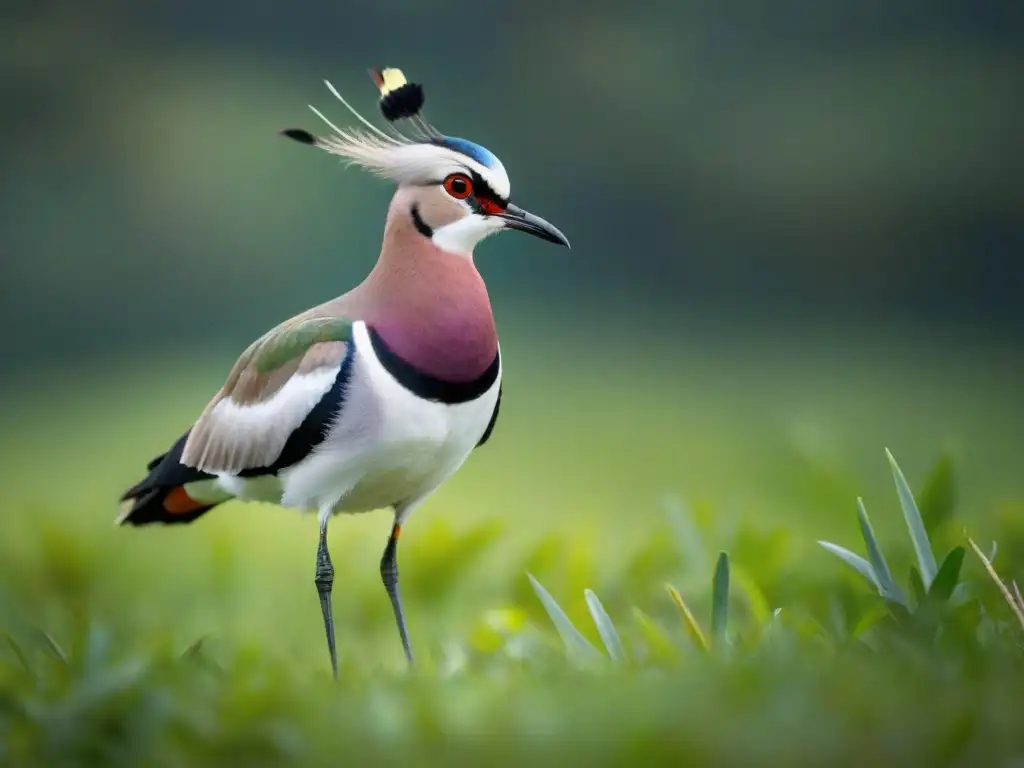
[282,68,570,257]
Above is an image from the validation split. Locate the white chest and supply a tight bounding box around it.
[368,346,496,469]
[278,321,501,513]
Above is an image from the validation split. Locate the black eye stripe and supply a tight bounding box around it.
[469,173,507,206]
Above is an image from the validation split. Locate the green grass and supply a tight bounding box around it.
[2,327,1024,766]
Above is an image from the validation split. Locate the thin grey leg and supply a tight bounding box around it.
[380,521,413,665]
[314,509,338,678]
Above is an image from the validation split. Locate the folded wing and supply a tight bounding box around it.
[182,311,354,475]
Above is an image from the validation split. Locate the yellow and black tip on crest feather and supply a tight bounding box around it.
[370,67,425,123]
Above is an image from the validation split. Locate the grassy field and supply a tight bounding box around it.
[2,320,1024,766]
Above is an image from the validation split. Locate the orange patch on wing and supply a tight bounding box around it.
[164,486,204,515]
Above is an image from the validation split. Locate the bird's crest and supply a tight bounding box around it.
[370,68,427,125]
[282,67,510,199]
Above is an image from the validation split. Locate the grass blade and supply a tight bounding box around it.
[967,538,1024,632]
[39,631,69,665]
[886,448,938,587]
[4,633,33,676]
[666,584,709,652]
[818,541,879,589]
[527,573,601,661]
[856,498,906,605]
[584,589,626,663]
[711,552,730,647]
[928,546,965,603]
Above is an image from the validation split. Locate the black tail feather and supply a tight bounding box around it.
[118,487,216,526]
[118,430,222,526]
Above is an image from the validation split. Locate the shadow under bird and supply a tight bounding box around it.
[117,68,569,675]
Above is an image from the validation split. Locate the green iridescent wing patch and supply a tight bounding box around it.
[254,317,354,373]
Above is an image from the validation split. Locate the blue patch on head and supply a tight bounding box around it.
[434,136,500,169]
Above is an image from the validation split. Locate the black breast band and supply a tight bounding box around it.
[367,326,500,404]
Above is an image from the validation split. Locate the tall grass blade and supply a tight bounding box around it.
[711,552,730,647]
[584,589,626,663]
[928,546,965,603]
[818,542,879,589]
[666,584,709,652]
[527,573,601,661]
[886,448,938,587]
[856,498,906,604]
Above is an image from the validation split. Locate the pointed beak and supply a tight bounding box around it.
[498,203,571,248]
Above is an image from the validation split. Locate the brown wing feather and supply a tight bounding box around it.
[181,300,354,474]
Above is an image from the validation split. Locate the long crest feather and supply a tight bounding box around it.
[281,69,510,198]
[292,78,429,180]
[322,79,400,143]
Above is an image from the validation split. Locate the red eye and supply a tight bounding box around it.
[443,173,473,199]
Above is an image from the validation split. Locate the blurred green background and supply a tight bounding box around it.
[2,1,1024,764]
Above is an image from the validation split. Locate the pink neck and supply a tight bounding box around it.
[360,238,498,383]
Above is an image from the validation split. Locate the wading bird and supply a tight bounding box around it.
[117,68,570,675]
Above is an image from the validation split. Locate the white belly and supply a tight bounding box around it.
[268,321,501,515]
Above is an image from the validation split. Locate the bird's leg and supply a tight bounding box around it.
[314,506,338,679]
[380,521,413,665]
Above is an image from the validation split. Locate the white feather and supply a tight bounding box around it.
[216,473,282,503]
[316,136,510,199]
[432,214,506,256]
[306,82,512,199]
[322,79,399,143]
[196,368,337,471]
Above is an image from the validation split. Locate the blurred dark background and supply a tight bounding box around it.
[2,0,1022,373]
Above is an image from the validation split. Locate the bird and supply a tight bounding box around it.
[116,67,570,676]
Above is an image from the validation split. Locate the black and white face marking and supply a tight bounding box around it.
[436,169,508,215]
[403,141,569,253]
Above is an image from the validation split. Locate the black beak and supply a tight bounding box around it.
[498,204,571,248]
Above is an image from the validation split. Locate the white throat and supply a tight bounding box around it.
[431,214,505,257]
